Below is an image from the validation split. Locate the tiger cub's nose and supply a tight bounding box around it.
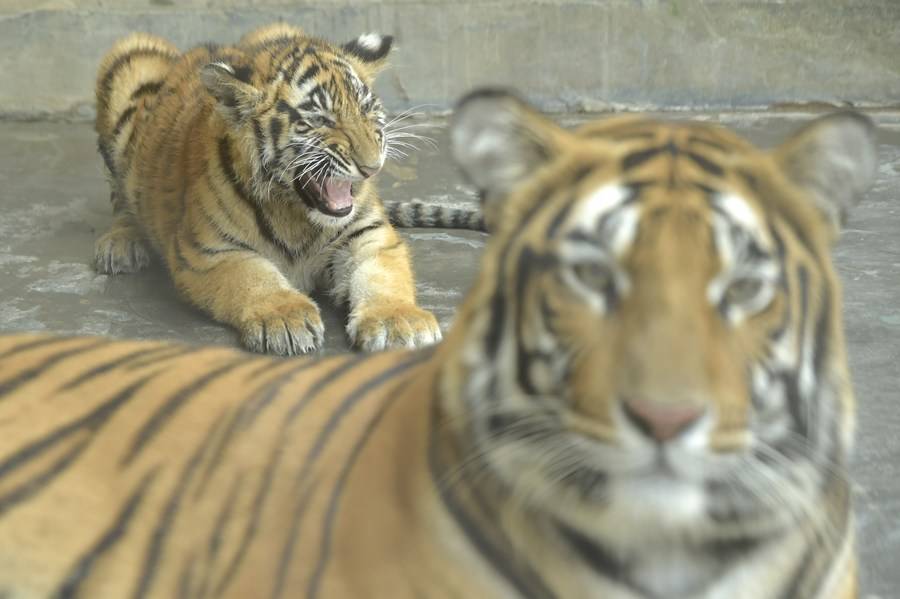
[621,396,705,442]
[358,162,382,178]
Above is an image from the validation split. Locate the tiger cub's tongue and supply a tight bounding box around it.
[323,179,353,212]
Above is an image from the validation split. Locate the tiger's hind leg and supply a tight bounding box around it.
[93,191,151,275]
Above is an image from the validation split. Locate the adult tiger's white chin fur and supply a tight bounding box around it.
[609,476,707,531]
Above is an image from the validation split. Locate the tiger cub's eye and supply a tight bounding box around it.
[305,114,334,129]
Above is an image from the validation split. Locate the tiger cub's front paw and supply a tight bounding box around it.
[348,303,442,352]
[94,227,151,275]
[238,290,324,356]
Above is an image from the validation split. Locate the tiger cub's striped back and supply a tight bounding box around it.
[95,33,179,179]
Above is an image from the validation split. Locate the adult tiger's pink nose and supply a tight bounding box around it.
[621,397,705,442]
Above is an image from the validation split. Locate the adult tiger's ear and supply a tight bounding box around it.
[450,88,567,209]
[774,111,878,233]
[342,33,393,75]
[200,61,262,121]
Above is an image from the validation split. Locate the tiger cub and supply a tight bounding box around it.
[0,91,875,598]
[93,23,441,355]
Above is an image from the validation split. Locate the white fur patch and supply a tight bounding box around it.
[715,193,761,231]
[572,183,631,230]
[605,204,640,255]
[295,77,320,98]
[357,33,383,50]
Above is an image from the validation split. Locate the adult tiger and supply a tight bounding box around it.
[1,90,875,598]
[93,23,442,355]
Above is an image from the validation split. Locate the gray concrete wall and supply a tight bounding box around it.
[2,0,899,120]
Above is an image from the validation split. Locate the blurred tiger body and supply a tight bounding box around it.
[1,92,876,598]
[0,335,464,599]
[93,24,440,356]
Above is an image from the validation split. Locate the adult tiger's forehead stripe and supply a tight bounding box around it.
[708,193,771,255]
[545,165,599,238]
[574,184,641,237]
[686,134,733,154]
[620,144,672,171]
[619,140,726,177]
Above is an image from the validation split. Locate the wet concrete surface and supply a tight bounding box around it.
[0,112,898,595]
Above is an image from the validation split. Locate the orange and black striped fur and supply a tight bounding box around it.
[1,90,875,598]
[93,23,440,355]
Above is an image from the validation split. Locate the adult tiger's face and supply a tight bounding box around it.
[447,90,876,542]
[202,33,393,219]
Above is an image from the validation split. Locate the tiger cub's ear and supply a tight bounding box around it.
[450,88,566,205]
[774,111,877,233]
[200,61,262,121]
[342,33,393,75]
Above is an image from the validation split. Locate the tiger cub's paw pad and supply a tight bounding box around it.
[349,304,442,352]
[239,291,325,356]
[93,229,151,274]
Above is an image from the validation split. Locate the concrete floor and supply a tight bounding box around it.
[0,112,898,596]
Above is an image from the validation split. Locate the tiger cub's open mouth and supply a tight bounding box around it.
[293,176,358,218]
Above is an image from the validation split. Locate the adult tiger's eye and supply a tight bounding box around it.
[725,277,763,305]
[573,263,613,293]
